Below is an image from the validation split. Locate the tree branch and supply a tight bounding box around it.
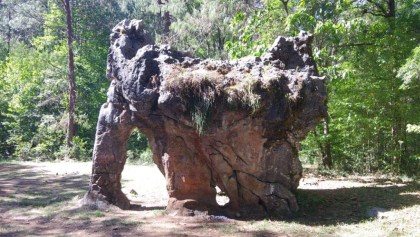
[365,0,395,18]
[280,0,289,15]
[366,10,386,17]
[366,0,387,16]
[337,42,375,48]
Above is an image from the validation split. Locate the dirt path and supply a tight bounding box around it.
[0,161,419,237]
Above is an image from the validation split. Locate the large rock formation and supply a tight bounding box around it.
[85,19,327,218]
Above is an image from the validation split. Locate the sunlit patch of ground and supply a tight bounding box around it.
[0,161,418,237]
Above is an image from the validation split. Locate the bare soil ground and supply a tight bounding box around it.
[0,161,418,237]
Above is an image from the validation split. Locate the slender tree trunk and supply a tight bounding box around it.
[64,0,76,147]
[313,118,332,169]
[316,73,333,169]
[322,116,333,169]
[217,27,223,51]
[387,0,395,18]
[163,10,171,42]
[6,6,11,54]
[387,0,399,173]
[314,121,333,169]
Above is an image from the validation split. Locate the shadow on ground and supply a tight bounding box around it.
[0,163,89,213]
[0,163,166,236]
[289,181,419,226]
[129,203,165,211]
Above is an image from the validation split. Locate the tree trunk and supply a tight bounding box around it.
[217,27,223,51]
[64,0,76,147]
[163,10,171,41]
[313,115,332,169]
[322,117,333,169]
[387,0,395,18]
[6,6,11,54]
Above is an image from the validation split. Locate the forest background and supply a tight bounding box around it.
[0,0,418,176]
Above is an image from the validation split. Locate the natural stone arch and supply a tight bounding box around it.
[84,19,327,218]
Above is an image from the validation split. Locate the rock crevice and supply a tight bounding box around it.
[85,19,327,218]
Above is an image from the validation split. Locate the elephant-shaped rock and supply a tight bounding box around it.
[85,19,327,218]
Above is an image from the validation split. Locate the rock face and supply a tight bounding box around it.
[85,19,327,218]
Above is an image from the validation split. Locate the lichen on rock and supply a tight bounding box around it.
[85,19,327,218]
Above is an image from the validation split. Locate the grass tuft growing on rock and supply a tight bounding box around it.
[162,64,296,134]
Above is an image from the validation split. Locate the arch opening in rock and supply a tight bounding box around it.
[215,185,230,207]
[126,129,152,165]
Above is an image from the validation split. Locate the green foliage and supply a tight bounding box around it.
[57,136,90,160]
[225,4,275,58]
[224,0,419,175]
[126,129,151,164]
[0,0,418,176]
[168,0,229,58]
[299,130,321,165]
[398,46,420,89]
[406,124,420,134]
[0,0,46,45]
[0,40,67,158]
[0,0,133,160]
